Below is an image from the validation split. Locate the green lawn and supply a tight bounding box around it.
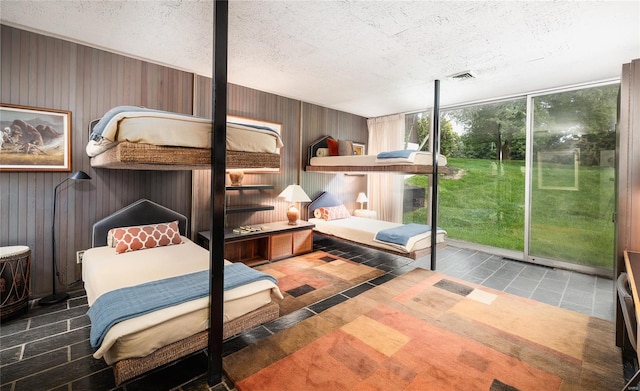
[404,157,615,269]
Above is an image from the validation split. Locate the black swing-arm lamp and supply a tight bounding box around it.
[39,170,91,306]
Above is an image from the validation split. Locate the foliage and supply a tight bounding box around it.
[446,99,526,161]
[405,114,461,157]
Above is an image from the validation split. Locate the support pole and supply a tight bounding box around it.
[208,0,228,386]
[431,80,440,271]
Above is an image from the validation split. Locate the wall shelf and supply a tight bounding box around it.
[226,185,274,191]
[226,205,274,214]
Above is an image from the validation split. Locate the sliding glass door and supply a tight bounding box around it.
[527,84,618,273]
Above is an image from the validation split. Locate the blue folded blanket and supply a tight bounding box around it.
[87,263,277,348]
[376,150,414,159]
[375,223,433,246]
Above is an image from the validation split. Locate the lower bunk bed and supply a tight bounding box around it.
[82,199,282,385]
[307,192,447,260]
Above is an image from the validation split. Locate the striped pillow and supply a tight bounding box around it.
[109,221,182,254]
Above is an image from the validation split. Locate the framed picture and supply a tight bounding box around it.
[0,104,71,172]
[353,143,365,156]
[537,149,580,191]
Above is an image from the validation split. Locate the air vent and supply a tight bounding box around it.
[448,70,476,80]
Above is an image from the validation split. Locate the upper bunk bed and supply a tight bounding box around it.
[86,106,283,171]
[305,135,448,174]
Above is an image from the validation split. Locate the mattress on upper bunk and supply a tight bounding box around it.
[82,236,283,365]
[86,106,283,170]
[309,216,447,254]
[309,152,447,167]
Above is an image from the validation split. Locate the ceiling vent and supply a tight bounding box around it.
[448,70,476,80]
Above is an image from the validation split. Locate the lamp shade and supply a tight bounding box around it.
[356,192,368,203]
[278,184,311,203]
[69,171,92,181]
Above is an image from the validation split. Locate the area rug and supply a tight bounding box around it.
[223,268,623,390]
[255,251,385,316]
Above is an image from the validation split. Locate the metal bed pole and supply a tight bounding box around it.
[208,0,228,386]
[431,80,440,271]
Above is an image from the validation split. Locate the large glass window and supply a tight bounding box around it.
[403,83,618,273]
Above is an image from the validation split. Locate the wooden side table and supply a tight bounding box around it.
[198,220,315,266]
[1,246,31,320]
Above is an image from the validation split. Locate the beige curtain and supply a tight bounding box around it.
[367,114,405,223]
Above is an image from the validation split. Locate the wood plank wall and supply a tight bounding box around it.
[1,25,369,298]
[190,79,369,236]
[0,25,194,297]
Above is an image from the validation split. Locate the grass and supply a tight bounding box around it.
[404,157,615,269]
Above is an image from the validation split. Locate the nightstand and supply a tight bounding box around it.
[353,209,377,219]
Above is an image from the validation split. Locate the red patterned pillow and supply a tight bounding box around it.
[318,205,351,221]
[109,221,182,254]
[326,138,339,156]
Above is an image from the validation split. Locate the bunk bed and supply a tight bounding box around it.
[305,80,445,270]
[82,199,282,385]
[307,191,446,259]
[86,106,283,170]
[306,136,448,174]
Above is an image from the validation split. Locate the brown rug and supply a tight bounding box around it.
[224,268,624,390]
[255,251,385,316]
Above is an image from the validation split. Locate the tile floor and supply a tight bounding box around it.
[0,238,618,391]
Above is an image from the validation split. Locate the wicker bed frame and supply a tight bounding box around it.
[113,301,279,385]
[89,142,280,170]
[91,199,280,385]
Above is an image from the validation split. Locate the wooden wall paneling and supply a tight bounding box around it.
[299,102,369,213]
[0,25,196,297]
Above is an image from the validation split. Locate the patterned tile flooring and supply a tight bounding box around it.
[0,237,616,390]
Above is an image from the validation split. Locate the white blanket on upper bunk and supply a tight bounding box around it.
[309,152,447,167]
[309,216,447,253]
[86,107,283,157]
[82,237,283,363]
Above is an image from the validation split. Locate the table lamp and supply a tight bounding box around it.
[278,184,311,225]
[356,192,368,209]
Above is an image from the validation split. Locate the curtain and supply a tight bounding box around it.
[367,114,405,223]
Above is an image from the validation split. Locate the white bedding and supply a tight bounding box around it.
[309,152,447,167]
[86,111,283,157]
[309,217,446,253]
[82,237,283,364]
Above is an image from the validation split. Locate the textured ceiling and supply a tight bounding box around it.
[1,1,639,117]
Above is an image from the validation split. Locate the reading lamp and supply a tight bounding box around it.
[39,170,92,306]
[356,192,369,209]
[278,184,311,225]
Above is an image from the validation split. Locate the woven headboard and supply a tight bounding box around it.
[91,199,188,247]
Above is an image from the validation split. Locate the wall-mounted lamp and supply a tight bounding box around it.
[356,192,369,210]
[278,184,311,225]
[39,171,91,305]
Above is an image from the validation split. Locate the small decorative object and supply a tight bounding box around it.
[0,104,72,172]
[353,143,366,156]
[356,192,369,209]
[278,184,311,225]
[228,170,244,186]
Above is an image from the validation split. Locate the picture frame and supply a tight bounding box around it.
[0,104,71,172]
[537,149,580,191]
[353,143,365,156]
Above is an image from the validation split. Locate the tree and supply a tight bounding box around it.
[446,99,527,161]
[404,114,460,157]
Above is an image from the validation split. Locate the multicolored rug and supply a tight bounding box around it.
[224,268,623,390]
[255,251,385,316]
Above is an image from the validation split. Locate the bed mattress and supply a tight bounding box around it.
[82,237,282,364]
[309,153,447,167]
[309,217,446,253]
